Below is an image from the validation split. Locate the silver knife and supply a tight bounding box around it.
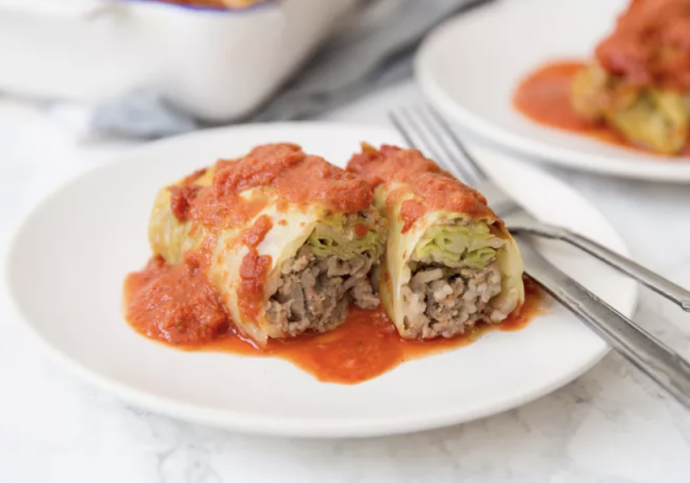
[518,238,690,407]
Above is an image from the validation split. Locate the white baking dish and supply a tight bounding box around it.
[0,0,359,120]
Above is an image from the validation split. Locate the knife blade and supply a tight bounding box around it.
[517,235,690,408]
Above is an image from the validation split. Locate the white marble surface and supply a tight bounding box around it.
[2,81,690,483]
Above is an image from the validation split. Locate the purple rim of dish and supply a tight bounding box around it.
[120,0,276,14]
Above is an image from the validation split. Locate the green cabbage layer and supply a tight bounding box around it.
[412,221,504,268]
[307,213,383,260]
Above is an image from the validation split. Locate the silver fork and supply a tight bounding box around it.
[391,105,690,311]
[390,104,690,409]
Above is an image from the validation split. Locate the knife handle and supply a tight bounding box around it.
[510,221,690,312]
[517,239,690,409]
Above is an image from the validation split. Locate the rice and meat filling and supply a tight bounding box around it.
[265,212,384,336]
[402,261,502,339]
[266,246,379,336]
[401,221,508,339]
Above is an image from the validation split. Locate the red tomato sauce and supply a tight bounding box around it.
[596,0,690,91]
[124,259,542,384]
[237,251,272,324]
[348,144,498,234]
[513,61,594,132]
[237,214,274,323]
[170,144,374,231]
[513,60,690,156]
[125,255,231,345]
[168,168,207,222]
[190,144,372,228]
[400,199,425,234]
[354,223,369,237]
[241,214,272,248]
[169,184,201,222]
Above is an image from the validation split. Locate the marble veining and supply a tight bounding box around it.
[1,82,690,483]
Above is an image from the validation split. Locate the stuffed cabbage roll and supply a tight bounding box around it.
[570,0,690,154]
[148,143,385,346]
[571,63,688,154]
[347,144,524,339]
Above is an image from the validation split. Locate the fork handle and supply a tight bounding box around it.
[518,238,690,408]
[510,221,690,312]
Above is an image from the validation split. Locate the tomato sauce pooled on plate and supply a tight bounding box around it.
[513,61,635,147]
[124,260,542,384]
[514,61,593,132]
[513,0,690,156]
[514,61,690,156]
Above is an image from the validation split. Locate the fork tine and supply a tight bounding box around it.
[389,107,449,171]
[422,105,487,183]
[389,107,472,183]
[412,105,482,186]
[387,108,417,150]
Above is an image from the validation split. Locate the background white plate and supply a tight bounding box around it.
[415,0,690,182]
[3,123,636,438]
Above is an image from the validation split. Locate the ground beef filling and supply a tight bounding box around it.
[402,261,502,339]
[265,246,379,336]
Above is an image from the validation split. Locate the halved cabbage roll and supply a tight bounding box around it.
[348,144,524,339]
[149,143,385,346]
[568,0,690,154]
[571,62,688,154]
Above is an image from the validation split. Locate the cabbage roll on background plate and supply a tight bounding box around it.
[147,143,385,346]
[348,144,524,339]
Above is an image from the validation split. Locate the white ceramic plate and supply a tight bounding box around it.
[3,123,636,438]
[415,0,690,182]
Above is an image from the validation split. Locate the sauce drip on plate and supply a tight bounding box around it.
[124,261,542,384]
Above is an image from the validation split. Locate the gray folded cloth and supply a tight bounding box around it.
[90,0,493,139]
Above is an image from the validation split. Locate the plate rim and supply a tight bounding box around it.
[414,0,690,183]
[2,122,635,438]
